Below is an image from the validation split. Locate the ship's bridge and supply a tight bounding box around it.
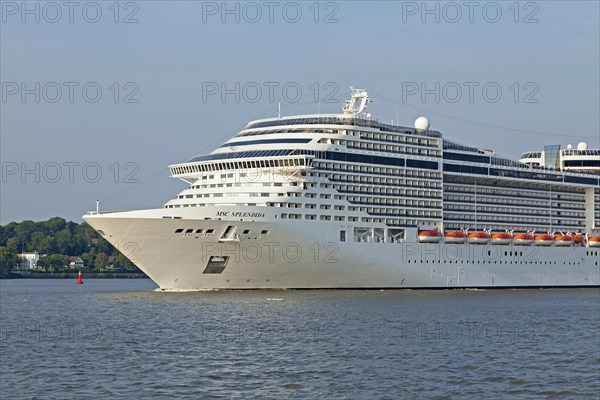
[169,149,314,180]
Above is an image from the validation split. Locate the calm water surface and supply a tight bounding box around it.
[0,279,598,399]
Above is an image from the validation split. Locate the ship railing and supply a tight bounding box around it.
[87,210,124,215]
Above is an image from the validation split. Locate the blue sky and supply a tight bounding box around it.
[1,0,599,224]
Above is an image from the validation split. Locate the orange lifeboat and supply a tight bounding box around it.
[534,234,554,246]
[418,230,442,243]
[554,234,574,247]
[513,233,534,246]
[444,231,466,244]
[570,233,585,246]
[467,231,490,245]
[588,236,600,248]
[491,232,512,245]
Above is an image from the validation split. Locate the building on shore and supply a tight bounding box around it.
[19,252,41,269]
[68,256,85,269]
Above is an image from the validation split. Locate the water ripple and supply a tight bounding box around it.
[1,280,598,399]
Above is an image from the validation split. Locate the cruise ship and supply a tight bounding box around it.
[83,88,600,290]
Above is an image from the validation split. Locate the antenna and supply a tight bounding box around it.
[278,103,281,119]
[96,200,99,214]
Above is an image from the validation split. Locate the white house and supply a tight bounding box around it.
[19,252,41,269]
[69,257,85,269]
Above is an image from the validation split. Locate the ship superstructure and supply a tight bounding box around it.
[84,89,600,290]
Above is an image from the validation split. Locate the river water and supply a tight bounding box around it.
[1,279,598,399]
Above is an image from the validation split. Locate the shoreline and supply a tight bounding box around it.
[0,272,149,279]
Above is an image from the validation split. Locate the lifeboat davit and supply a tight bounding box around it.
[491,232,512,245]
[588,236,600,248]
[467,231,490,245]
[418,230,442,243]
[513,233,534,246]
[554,235,574,247]
[444,231,467,244]
[534,234,554,246]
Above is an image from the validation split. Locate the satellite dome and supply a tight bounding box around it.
[567,144,572,149]
[577,142,588,151]
[415,117,430,131]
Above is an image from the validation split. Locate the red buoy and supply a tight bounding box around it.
[77,271,84,285]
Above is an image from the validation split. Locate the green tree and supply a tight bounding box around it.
[14,220,35,252]
[112,253,139,271]
[0,222,18,246]
[0,246,20,273]
[41,217,66,233]
[80,251,96,270]
[29,231,56,254]
[54,229,72,254]
[95,253,108,270]
[1,217,143,273]
[37,254,68,272]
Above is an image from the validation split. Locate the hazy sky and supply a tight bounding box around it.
[1,0,599,224]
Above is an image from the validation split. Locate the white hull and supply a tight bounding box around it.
[555,240,574,247]
[513,240,533,246]
[467,238,489,245]
[444,237,466,244]
[84,209,600,290]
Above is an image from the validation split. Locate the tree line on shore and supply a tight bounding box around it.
[0,217,138,273]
